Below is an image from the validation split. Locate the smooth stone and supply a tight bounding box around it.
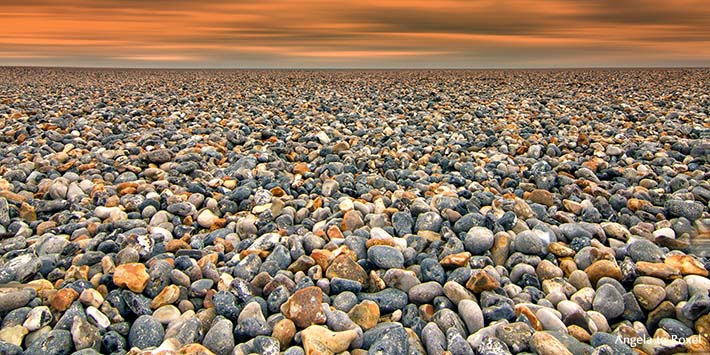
[272,318,296,350]
[621,292,645,322]
[113,263,150,293]
[408,282,444,304]
[0,288,35,312]
[546,330,595,355]
[593,283,624,319]
[458,299,484,334]
[347,300,379,330]
[301,325,358,355]
[153,305,181,324]
[23,306,52,331]
[443,281,475,305]
[71,316,101,351]
[685,275,710,296]
[659,318,693,338]
[529,331,573,355]
[665,279,689,304]
[584,260,621,286]
[415,211,443,233]
[326,254,368,285]
[512,231,545,256]
[475,335,513,355]
[23,329,73,355]
[464,227,495,255]
[446,327,474,355]
[0,325,27,347]
[681,294,710,320]
[536,308,567,333]
[421,322,446,355]
[633,284,666,310]
[367,245,404,269]
[627,239,664,263]
[128,315,164,349]
[197,209,219,228]
[358,288,408,314]
[665,200,703,221]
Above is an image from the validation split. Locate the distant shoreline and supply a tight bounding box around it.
[1,65,708,71]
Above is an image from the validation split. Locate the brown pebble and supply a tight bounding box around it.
[348,300,380,330]
[584,259,621,286]
[272,318,296,350]
[491,233,510,266]
[301,325,358,355]
[50,288,79,311]
[151,285,180,309]
[325,254,368,286]
[664,255,708,276]
[79,289,104,308]
[567,325,590,342]
[466,270,500,293]
[281,286,326,328]
[440,252,471,268]
[113,263,150,293]
[527,189,555,207]
[636,261,682,280]
[529,331,573,355]
[177,343,216,355]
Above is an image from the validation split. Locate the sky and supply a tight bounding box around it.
[0,0,708,68]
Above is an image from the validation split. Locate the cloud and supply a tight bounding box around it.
[0,0,707,67]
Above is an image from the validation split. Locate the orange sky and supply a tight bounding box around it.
[1,0,708,68]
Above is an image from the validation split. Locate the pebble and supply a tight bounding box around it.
[301,325,358,354]
[113,263,150,293]
[408,281,444,304]
[203,318,234,355]
[281,286,326,328]
[529,331,573,355]
[627,239,664,262]
[584,260,622,286]
[593,283,624,319]
[665,200,704,221]
[465,227,495,254]
[536,308,567,332]
[367,245,404,269]
[633,284,666,310]
[24,329,73,355]
[496,322,533,353]
[348,300,379,330]
[0,288,35,312]
[129,315,165,349]
[512,231,545,256]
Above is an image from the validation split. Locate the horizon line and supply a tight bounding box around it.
[1,64,709,71]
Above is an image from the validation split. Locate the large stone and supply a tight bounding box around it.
[0,288,35,312]
[113,263,150,293]
[129,315,165,349]
[529,331,573,355]
[326,254,368,285]
[348,300,379,330]
[584,260,621,286]
[51,288,79,312]
[301,325,358,355]
[203,318,234,355]
[281,286,326,328]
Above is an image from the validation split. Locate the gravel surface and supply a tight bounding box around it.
[0,67,708,355]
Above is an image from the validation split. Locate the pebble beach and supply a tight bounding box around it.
[0,67,709,355]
